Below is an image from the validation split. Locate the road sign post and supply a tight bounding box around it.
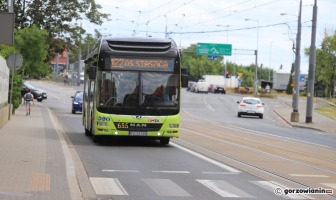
[6,52,23,120]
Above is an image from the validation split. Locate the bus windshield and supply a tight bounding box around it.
[97,70,179,116]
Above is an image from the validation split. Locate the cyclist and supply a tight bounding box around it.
[24,89,34,116]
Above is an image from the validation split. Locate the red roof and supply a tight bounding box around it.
[50,51,68,65]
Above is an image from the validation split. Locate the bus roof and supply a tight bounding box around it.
[102,37,175,44]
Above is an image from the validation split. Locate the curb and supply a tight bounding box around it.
[272,108,325,133]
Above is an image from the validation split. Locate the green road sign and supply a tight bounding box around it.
[196,43,232,56]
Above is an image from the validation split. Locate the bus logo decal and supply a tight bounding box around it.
[98,116,111,121]
[134,116,143,119]
[148,118,161,123]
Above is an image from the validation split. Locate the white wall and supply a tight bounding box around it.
[0,56,9,105]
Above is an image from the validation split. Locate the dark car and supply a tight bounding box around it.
[211,85,226,94]
[37,88,47,99]
[21,81,44,102]
[71,90,83,114]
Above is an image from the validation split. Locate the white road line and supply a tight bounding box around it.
[202,172,239,175]
[171,143,241,173]
[143,179,191,197]
[197,180,253,198]
[152,171,190,174]
[204,96,214,111]
[102,169,139,173]
[90,177,128,195]
[321,183,336,189]
[252,181,313,199]
[289,174,329,178]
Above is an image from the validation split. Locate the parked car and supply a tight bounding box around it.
[21,81,45,102]
[211,85,226,94]
[237,97,264,119]
[71,90,83,114]
[187,81,196,91]
[208,84,214,92]
[195,81,209,93]
[37,88,47,99]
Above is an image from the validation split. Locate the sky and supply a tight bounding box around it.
[85,0,336,75]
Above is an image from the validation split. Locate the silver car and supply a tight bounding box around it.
[237,97,265,119]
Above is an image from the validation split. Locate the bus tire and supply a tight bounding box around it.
[160,137,170,145]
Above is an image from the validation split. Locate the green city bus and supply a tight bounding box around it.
[83,37,188,144]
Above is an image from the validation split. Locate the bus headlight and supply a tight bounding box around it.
[169,124,179,128]
[97,122,108,126]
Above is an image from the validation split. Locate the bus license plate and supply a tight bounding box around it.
[129,131,147,136]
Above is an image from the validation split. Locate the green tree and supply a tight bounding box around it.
[310,33,336,97]
[1,0,110,60]
[0,45,22,113]
[181,44,224,81]
[14,25,50,79]
[9,72,23,114]
[286,63,294,94]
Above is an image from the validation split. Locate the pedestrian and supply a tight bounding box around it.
[265,84,271,94]
[64,74,68,85]
[23,89,34,116]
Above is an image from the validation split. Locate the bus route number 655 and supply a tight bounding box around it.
[117,122,129,129]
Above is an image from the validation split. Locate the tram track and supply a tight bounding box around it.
[177,111,336,199]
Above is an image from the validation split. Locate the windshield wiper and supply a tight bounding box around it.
[143,96,161,114]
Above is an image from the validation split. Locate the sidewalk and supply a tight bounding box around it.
[0,104,83,200]
[273,97,336,134]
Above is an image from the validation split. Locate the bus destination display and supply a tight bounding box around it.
[110,58,174,71]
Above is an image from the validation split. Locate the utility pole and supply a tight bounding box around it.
[254,50,258,96]
[290,0,302,122]
[7,0,13,12]
[306,0,318,123]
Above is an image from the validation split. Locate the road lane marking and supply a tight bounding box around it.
[143,179,191,197]
[152,171,190,174]
[171,143,241,173]
[102,169,139,173]
[321,183,336,189]
[90,177,128,195]
[204,96,214,111]
[197,180,253,198]
[202,172,239,175]
[251,181,312,199]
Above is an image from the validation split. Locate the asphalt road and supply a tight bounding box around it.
[33,81,336,200]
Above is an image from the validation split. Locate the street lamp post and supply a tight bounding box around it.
[280,2,302,122]
[306,0,318,123]
[290,0,302,122]
[245,19,259,96]
[268,41,273,81]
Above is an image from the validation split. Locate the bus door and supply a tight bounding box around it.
[86,80,95,132]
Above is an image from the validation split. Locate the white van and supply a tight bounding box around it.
[195,81,209,93]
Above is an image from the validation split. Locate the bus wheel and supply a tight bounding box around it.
[160,137,170,145]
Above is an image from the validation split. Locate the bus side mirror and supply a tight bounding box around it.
[87,67,96,80]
